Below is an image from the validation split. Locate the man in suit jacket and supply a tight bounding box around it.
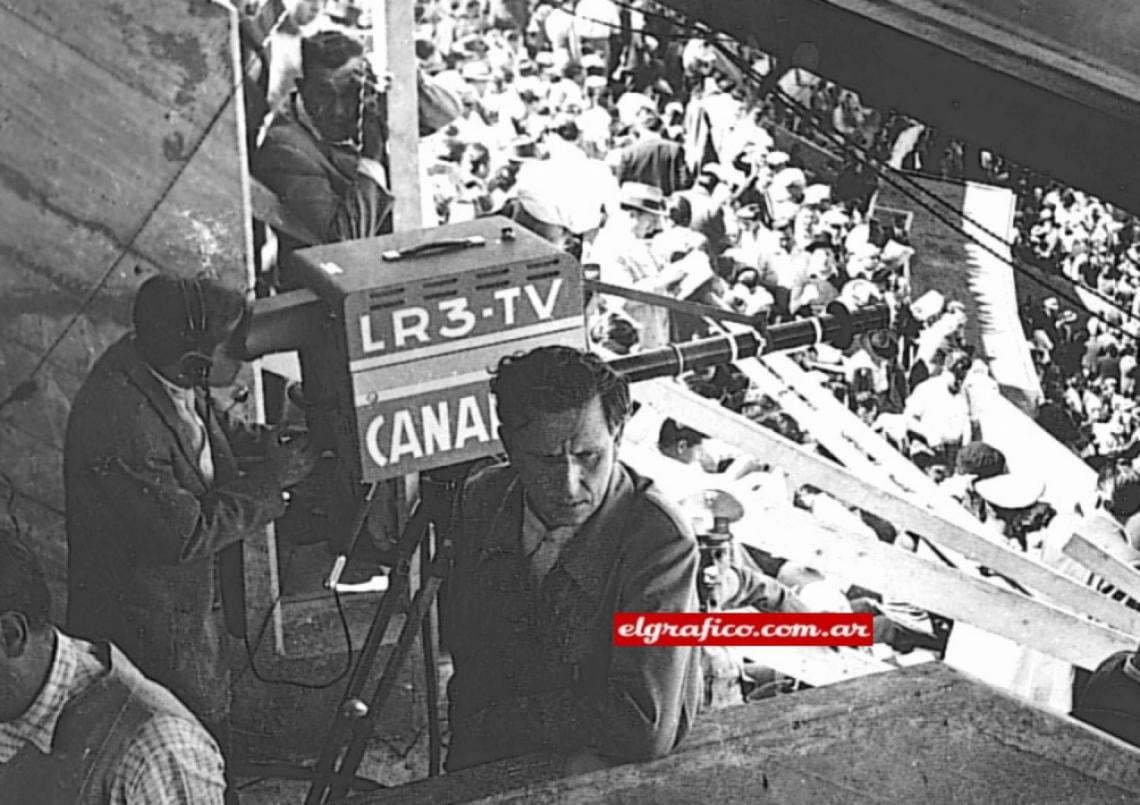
[444,346,702,772]
[64,276,317,753]
[252,30,461,257]
[615,109,691,197]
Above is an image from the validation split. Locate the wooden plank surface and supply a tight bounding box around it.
[732,504,1133,670]
[359,663,1140,804]
[635,379,1140,640]
[1065,535,1140,602]
[0,0,254,620]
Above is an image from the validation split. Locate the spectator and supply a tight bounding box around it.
[0,528,227,803]
[614,109,690,195]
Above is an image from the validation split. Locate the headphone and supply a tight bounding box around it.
[178,278,213,388]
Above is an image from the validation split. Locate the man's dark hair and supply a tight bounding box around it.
[491,346,631,434]
[658,418,707,453]
[666,194,692,227]
[757,412,805,445]
[637,109,664,133]
[0,528,51,632]
[132,275,247,369]
[301,29,364,75]
[1098,462,1140,521]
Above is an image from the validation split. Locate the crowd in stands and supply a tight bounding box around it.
[244,0,1140,731]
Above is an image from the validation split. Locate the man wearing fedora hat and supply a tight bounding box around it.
[588,182,693,350]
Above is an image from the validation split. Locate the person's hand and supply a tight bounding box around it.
[264,427,319,488]
[359,90,388,161]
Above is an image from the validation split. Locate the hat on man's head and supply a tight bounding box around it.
[460,60,493,82]
[974,472,1045,511]
[765,151,790,168]
[699,162,740,185]
[582,52,606,73]
[507,135,540,163]
[736,203,763,221]
[619,182,666,215]
[803,184,831,206]
[302,29,365,76]
[515,161,604,235]
[821,208,851,228]
[955,441,1007,480]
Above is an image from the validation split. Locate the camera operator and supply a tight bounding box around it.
[63,276,319,768]
[253,30,461,259]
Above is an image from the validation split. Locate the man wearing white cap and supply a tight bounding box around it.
[767,162,807,223]
[542,115,620,215]
[588,182,692,350]
[903,350,975,467]
[511,157,607,257]
[578,75,613,158]
[792,184,831,251]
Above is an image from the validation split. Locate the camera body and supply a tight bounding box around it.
[284,217,585,484]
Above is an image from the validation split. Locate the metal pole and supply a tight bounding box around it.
[608,303,891,383]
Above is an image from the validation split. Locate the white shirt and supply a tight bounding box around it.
[588,219,673,351]
[905,374,972,449]
[150,369,214,483]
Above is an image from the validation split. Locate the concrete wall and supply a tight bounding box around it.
[0,0,253,615]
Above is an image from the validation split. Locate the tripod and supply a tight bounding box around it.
[304,475,456,804]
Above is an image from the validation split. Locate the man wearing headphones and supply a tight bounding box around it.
[63,275,318,767]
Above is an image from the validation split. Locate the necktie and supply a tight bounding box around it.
[526,524,576,585]
[174,391,214,484]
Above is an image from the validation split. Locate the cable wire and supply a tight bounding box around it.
[241,584,356,690]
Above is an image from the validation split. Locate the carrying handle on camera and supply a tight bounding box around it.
[381,236,486,261]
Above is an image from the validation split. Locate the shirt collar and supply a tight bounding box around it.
[0,630,76,759]
[520,496,578,555]
[1124,654,1140,685]
[148,366,196,408]
[292,92,356,150]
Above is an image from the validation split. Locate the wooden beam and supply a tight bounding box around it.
[745,353,976,527]
[1065,534,1140,603]
[735,504,1133,670]
[621,441,902,687]
[634,379,1140,639]
[366,663,1140,804]
[384,0,422,231]
[724,643,901,688]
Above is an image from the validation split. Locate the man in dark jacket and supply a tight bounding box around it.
[1072,646,1140,747]
[444,346,702,773]
[615,109,691,196]
[64,275,317,752]
[252,30,460,256]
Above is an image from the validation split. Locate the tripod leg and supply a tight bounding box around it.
[305,504,430,805]
[421,524,443,777]
[326,570,447,803]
